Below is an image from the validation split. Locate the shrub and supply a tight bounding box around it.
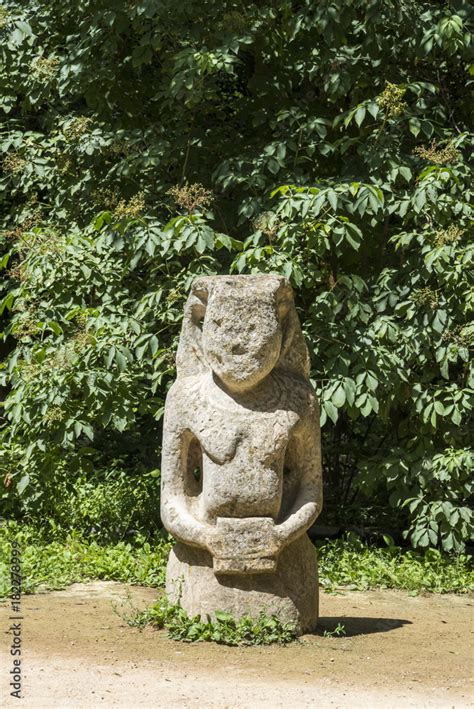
[0,1,472,549]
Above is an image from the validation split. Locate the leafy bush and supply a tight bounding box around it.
[39,465,162,542]
[0,1,472,549]
[130,598,297,646]
[318,535,473,593]
[0,523,171,596]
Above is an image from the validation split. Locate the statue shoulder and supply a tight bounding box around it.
[164,375,204,412]
[276,372,319,419]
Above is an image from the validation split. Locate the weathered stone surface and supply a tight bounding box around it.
[160,274,322,633]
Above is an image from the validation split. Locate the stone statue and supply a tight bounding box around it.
[160,274,322,633]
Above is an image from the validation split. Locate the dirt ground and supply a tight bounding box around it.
[0,581,472,708]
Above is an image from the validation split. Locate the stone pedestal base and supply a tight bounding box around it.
[165,534,318,634]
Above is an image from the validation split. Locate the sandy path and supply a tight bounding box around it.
[1,581,472,708]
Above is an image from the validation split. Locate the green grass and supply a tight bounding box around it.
[317,534,473,593]
[0,523,171,597]
[0,523,472,599]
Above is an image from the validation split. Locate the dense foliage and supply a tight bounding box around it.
[0,1,472,550]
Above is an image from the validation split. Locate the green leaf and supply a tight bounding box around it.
[106,346,116,368]
[327,190,338,211]
[324,400,338,424]
[149,335,159,356]
[409,118,421,137]
[355,106,366,127]
[332,384,346,408]
[0,251,11,269]
[17,474,30,495]
[399,166,412,183]
[82,424,94,441]
[115,350,127,372]
[268,158,280,175]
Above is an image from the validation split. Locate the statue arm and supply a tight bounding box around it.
[275,406,322,549]
[160,392,212,551]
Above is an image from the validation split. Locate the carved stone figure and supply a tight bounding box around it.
[160,274,322,633]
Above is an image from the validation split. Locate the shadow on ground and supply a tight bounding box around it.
[315,616,412,637]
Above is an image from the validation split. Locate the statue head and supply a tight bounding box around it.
[201,279,283,391]
[176,275,309,391]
